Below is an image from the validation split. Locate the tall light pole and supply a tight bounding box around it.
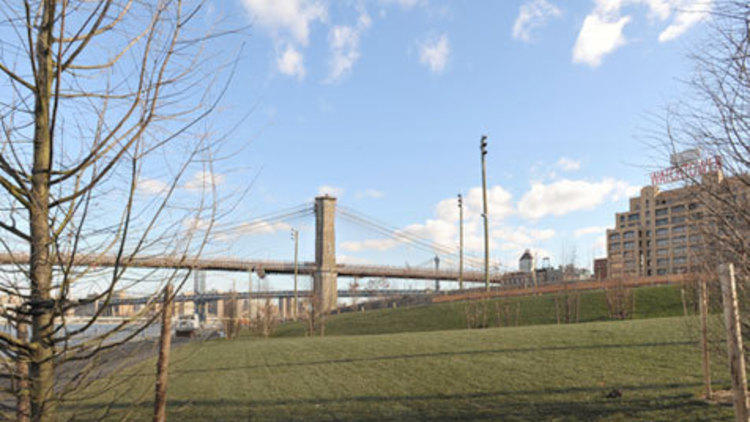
[458,193,464,290]
[291,228,299,320]
[480,135,490,292]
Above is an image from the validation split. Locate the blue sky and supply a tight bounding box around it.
[144,0,712,291]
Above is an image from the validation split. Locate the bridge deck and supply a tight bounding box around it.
[0,253,501,282]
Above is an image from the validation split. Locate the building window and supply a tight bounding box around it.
[673,246,686,256]
[689,203,700,210]
[656,228,668,237]
[656,218,669,226]
[672,216,686,224]
[657,248,669,256]
[623,231,635,239]
[689,234,701,243]
[672,225,686,234]
[671,205,685,213]
[628,213,640,221]
[623,241,635,250]
[609,233,620,241]
[656,239,669,247]
[657,258,668,267]
[672,235,686,245]
[674,257,687,265]
[655,208,668,216]
[657,268,668,275]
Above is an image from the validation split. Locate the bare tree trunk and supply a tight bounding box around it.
[719,263,748,421]
[16,322,30,422]
[29,1,56,420]
[681,287,689,318]
[154,284,174,422]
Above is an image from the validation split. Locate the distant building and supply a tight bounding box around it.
[519,250,533,272]
[594,258,608,281]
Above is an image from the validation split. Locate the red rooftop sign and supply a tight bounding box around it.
[650,155,722,186]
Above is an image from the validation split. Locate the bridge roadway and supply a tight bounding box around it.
[110,289,429,305]
[0,253,501,283]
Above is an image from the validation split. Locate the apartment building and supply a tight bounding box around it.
[606,174,747,278]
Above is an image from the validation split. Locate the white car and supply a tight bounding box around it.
[175,314,200,338]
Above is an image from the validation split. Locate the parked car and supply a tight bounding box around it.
[175,313,200,338]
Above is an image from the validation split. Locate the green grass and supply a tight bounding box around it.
[64,316,732,421]
[272,285,685,337]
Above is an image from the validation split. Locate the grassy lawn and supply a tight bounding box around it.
[63,316,732,421]
[273,285,686,337]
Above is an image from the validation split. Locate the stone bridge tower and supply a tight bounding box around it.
[314,195,337,313]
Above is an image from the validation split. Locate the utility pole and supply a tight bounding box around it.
[292,228,299,320]
[434,255,440,291]
[458,193,464,290]
[480,135,490,292]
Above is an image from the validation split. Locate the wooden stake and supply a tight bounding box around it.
[718,263,748,422]
[154,284,174,422]
[699,277,712,400]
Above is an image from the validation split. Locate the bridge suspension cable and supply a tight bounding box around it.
[210,203,314,237]
[336,205,488,269]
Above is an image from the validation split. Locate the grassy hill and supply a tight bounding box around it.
[272,285,686,337]
[63,316,730,421]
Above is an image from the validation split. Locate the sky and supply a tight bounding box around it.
[136,0,713,292]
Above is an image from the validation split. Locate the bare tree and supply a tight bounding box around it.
[0,1,238,420]
[656,0,748,326]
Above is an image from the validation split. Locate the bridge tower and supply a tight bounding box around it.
[314,195,337,313]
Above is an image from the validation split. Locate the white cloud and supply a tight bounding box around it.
[557,157,581,171]
[317,185,344,197]
[240,0,326,45]
[337,255,372,265]
[573,0,711,66]
[326,13,371,83]
[418,34,450,73]
[342,185,515,255]
[436,186,515,223]
[573,12,630,67]
[518,178,639,219]
[356,189,385,199]
[512,0,562,42]
[658,1,710,42]
[183,171,226,191]
[573,225,607,237]
[138,178,169,195]
[234,220,291,236]
[379,0,423,9]
[277,45,305,79]
[182,216,213,233]
[341,238,399,252]
[494,226,555,248]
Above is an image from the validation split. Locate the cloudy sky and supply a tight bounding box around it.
[161,0,712,290]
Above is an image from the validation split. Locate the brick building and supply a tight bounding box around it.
[606,174,747,278]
